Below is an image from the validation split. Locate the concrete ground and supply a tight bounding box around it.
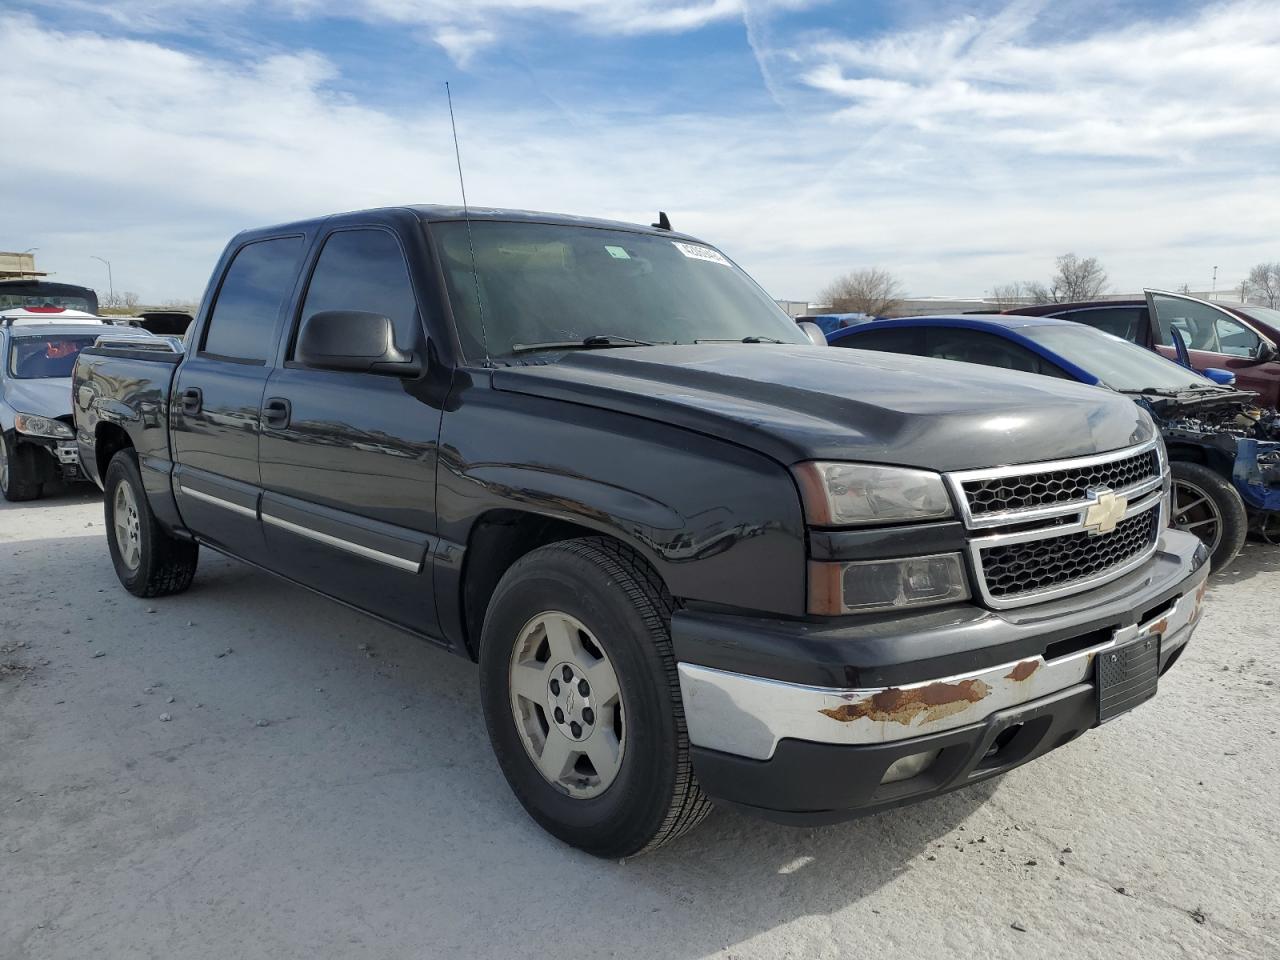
[2,487,1278,960]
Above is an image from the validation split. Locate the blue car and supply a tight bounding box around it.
[829,315,1280,570]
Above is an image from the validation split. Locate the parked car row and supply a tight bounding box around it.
[48,204,1216,858]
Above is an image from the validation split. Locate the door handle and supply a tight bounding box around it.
[262,397,291,429]
[181,387,202,415]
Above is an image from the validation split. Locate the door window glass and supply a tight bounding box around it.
[925,329,1047,374]
[1054,307,1145,342]
[295,230,421,357]
[833,327,925,354]
[1151,294,1261,357]
[202,237,303,362]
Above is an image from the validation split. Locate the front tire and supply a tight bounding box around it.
[478,537,712,858]
[1,432,42,502]
[1170,460,1246,571]
[104,451,199,597]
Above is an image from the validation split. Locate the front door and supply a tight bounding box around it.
[257,227,444,636]
[170,235,304,561]
[1145,290,1279,405]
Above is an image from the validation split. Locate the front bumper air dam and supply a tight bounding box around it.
[676,529,1208,824]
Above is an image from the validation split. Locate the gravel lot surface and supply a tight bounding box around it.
[3,488,1278,960]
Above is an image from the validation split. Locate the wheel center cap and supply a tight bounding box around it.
[547,661,594,742]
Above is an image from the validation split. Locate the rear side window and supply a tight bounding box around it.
[202,237,304,362]
[295,229,421,356]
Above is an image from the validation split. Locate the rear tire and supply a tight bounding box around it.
[478,537,712,858]
[1170,460,1246,571]
[0,432,42,502]
[104,450,199,597]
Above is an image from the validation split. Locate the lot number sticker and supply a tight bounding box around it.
[673,241,731,266]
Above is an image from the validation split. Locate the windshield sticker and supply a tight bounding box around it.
[605,245,631,260]
[672,241,730,266]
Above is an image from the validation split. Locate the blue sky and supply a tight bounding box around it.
[3,0,1278,304]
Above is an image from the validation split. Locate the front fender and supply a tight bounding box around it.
[435,381,808,642]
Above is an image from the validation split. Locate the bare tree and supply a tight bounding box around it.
[820,267,904,316]
[99,290,140,313]
[1021,253,1109,304]
[1175,282,1192,294]
[1244,262,1280,308]
[988,282,1030,310]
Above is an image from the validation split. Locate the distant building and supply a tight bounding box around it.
[0,251,44,280]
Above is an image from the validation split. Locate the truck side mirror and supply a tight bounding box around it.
[798,321,827,346]
[296,310,421,376]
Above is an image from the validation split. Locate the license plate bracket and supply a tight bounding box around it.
[1097,634,1160,723]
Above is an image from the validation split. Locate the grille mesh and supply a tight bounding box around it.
[979,504,1160,600]
[964,449,1159,517]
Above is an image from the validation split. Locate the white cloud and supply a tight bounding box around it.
[2,6,1279,305]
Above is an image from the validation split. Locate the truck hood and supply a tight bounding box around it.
[493,345,1155,471]
[3,377,72,419]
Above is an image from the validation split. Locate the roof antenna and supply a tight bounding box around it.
[446,81,492,367]
[652,211,671,231]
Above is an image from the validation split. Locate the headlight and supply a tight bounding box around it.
[793,462,953,526]
[14,413,73,439]
[809,553,970,614]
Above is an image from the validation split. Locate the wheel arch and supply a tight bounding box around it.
[457,508,661,661]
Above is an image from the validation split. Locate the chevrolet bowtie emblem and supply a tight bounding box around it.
[1083,489,1127,535]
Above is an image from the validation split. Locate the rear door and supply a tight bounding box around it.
[257,225,445,635]
[170,236,304,561]
[1144,290,1278,404]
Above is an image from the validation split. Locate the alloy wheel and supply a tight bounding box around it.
[113,479,143,571]
[508,611,625,799]
[1172,478,1223,556]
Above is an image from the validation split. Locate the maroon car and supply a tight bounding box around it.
[1007,290,1280,407]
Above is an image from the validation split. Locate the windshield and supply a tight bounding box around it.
[431,221,807,359]
[9,335,100,379]
[1019,324,1215,392]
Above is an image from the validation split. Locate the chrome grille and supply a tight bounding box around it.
[978,503,1161,602]
[948,440,1168,609]
[962,448,1159,517]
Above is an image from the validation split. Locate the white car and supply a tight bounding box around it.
[1,307,153,500]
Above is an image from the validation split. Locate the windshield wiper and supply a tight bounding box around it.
[693,336,786,344]
[509,335,658,354]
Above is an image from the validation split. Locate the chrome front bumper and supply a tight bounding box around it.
[678,568,1207,762]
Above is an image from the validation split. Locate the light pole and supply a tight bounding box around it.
[1211,266,1218,298]
[90,256,114,303]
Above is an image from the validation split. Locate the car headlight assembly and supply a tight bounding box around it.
[809,553,970,615]
[14,414,74,439]
[793,462,954,526]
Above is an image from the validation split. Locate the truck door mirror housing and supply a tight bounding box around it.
[296,310,421,376]
[798,321,827,346]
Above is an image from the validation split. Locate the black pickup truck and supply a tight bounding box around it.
[74,206,1210,857]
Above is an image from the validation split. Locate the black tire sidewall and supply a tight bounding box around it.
[1,432,41,502]
[1170,460,1247,569]
[479,544,680,855]
[103,453,156,595]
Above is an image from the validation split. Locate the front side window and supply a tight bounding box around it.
[1151,294,1261,357]
[8,335,99,379]
[1054,307,1145,342]
[202,237,304,362]
[924,329,1045,374]
[294,229,421,357]
[431,221,807,359]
